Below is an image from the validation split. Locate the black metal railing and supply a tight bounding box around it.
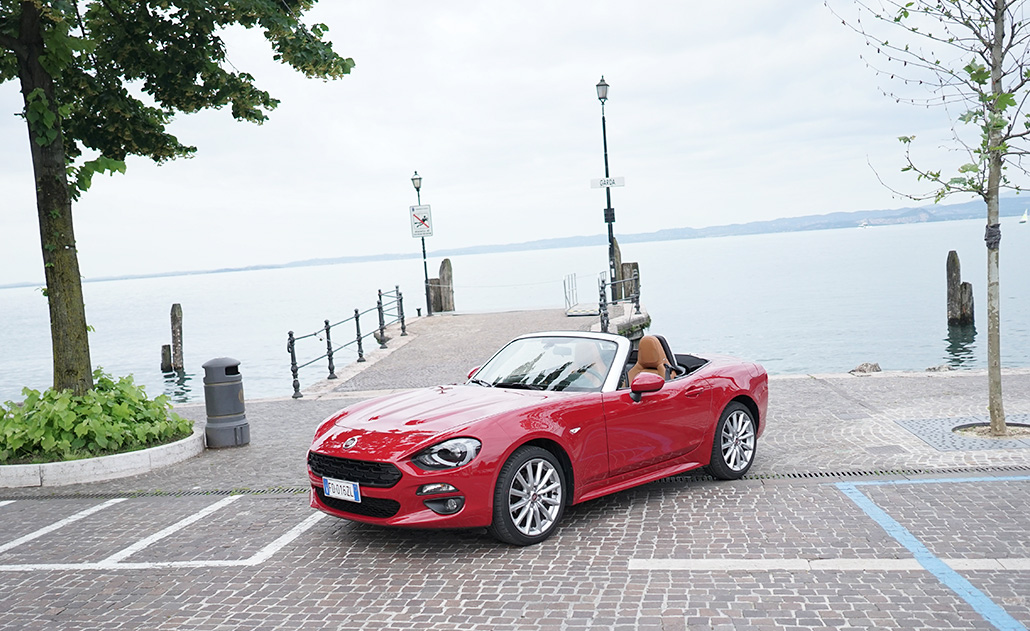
[599,270,640,334]
[287,286,407,399]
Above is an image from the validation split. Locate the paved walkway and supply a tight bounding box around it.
[4,308,1027,497]
[3,309,1030,631]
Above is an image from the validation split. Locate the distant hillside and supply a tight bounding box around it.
[1,197,1025,289]
[619,196,1027,244]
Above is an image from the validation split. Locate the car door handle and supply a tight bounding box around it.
[683,385,705,398]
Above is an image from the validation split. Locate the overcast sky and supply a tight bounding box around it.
[0,1,974,286]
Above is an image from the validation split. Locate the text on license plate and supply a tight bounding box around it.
[323,477,361,503]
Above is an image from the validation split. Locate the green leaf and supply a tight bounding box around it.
[964,61,990,85]
[996,93,1017,111]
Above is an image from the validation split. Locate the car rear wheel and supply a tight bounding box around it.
[488,446,566,546]
[707,402,757,480]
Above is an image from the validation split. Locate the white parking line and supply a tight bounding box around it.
[0,501,14,509]
[628,558,1030,572]
[0,511,326,572]
[101,495,243,564]
[0,498,127,554]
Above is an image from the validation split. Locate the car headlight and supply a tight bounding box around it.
[413,438,481,470]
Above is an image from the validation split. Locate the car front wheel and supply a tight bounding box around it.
[488,446,566,546]
[707,402,757,480]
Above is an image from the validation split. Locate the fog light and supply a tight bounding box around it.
[417,483,458,496]
[423,496,465,515]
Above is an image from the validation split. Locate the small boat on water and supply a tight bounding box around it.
[1021,209,1028,224]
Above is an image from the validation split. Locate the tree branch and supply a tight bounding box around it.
[0,31,25,57]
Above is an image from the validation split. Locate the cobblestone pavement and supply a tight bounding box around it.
[2,310,1030,630]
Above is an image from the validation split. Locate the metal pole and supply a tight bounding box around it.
[397,285,407,336]
[422,236,432,317]
[377,289,388,349]
[354,308,365,362]
[601,101,617,302]
[287,331,302,399]
[417,187,432,317]
[324,319,337,380]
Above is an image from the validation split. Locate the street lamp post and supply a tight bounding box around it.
[411,171,432,316]
[596,76,618,301]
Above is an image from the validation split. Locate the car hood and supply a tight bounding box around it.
[310,384,553,460]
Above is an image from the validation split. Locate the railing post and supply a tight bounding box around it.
[599,281,610,334]
[377,289,387,349]
[397,285,407,336]
[632,269,641,314]
[288,331,303,399]
[324,319,337,379]
[354,308,365,362]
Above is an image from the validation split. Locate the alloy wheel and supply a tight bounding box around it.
[721,409,756,471]
[507,458,564,536]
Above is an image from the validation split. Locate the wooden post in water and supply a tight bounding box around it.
[946,251,974,325]
[438,258,455,312]
[171,303,184,370]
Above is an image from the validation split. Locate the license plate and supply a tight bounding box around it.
[322,477,361,503]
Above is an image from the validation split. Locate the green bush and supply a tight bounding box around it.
[0,370,194,464]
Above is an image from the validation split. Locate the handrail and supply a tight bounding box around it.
[598,270,640,334]
[287,285,407,399]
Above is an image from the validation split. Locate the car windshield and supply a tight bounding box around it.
[472,336,618,392]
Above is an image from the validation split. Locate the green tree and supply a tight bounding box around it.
[834,0,1025,434]
[0,1,352,395]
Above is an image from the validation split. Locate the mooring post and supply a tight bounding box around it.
[288,331,302,399]
[171,303,184,370]
[946,250,974,325]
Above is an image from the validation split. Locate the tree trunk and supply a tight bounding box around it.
[985,0,1007,435]
[15,2,93,395]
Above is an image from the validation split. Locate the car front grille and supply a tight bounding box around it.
[315,487,401,519]
[307,451,403,488]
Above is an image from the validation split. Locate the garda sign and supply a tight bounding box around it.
[591,176,625,189]
[410,205,433,238]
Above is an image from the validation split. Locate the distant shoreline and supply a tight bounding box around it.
[2,197,1026,290]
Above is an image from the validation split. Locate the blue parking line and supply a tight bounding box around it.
[837,481,1027,631]
[845,475,1030,487]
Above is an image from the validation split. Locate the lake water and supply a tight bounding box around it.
[1,217,1028,404]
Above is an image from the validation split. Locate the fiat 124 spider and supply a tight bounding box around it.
[308,331,768,545]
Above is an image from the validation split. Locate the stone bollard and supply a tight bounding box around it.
[438,259,455,311]
[946,250,974,325]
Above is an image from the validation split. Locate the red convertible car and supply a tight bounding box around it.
[308,331,768,545]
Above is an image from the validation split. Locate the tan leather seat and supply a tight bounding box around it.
[627,335,676,383]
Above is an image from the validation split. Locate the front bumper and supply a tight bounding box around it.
[307,451,495,529]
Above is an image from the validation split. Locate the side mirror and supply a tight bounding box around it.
[630,372,664,402]
[467,366,481,380]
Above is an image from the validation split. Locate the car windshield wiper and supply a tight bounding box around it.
[494,381,545,391]
[469,378,494,387]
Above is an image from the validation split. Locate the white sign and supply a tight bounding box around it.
[591,176,625,189]
[410,205,433,237]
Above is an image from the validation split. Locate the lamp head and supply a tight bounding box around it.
[411,171,422,192]
[596,76,609,103]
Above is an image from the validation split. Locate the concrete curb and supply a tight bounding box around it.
[0,426,206,489]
